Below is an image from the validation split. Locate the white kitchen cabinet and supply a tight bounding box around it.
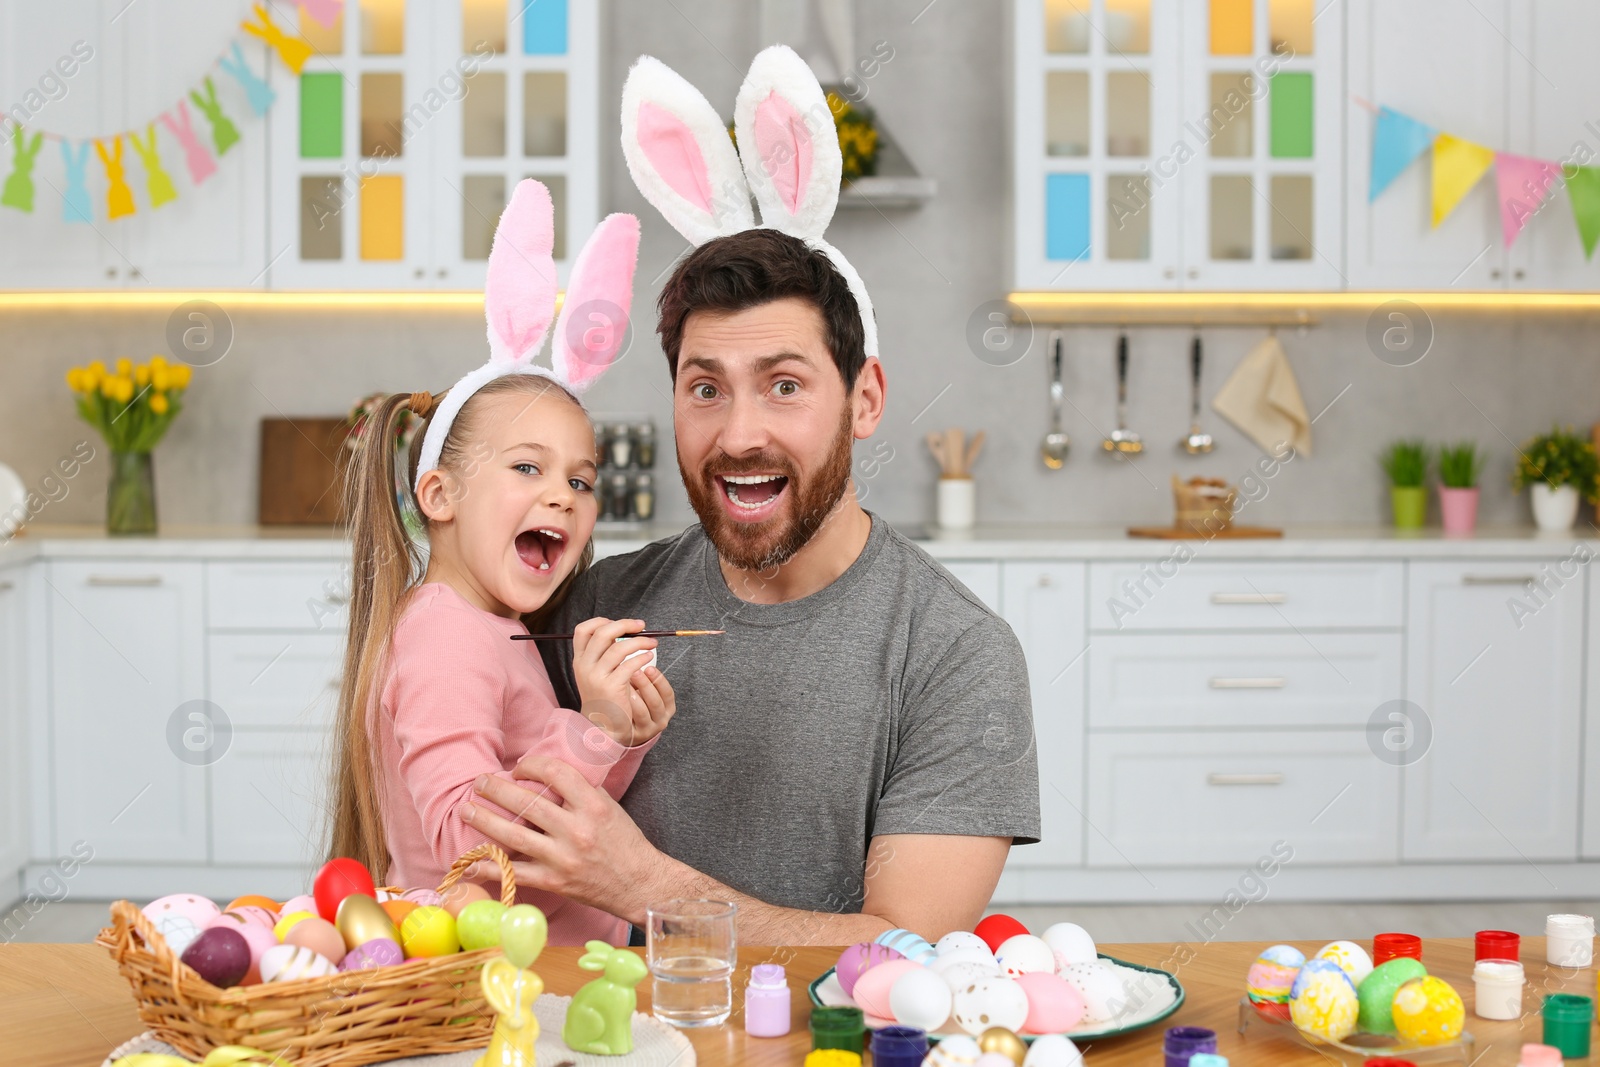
[0,0,269,289]
[1345,0,1510,289]
[1002,561,1087,868]
[1404,561,1584,862]
[208,633,342,730]
[47,560,208,862]
[1087,560,1403,631]
[0,565,28,887]
[211,730,327,868]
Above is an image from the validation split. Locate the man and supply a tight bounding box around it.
[464,228,1039,945]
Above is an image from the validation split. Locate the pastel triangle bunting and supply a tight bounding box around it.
[1431,133,1495,227]
[1495,152,1560,247]
[1369,107,1435,201]
[1565,165,1600,259]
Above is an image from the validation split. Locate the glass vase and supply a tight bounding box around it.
[107,450,157,535]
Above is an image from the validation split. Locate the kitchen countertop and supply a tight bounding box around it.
[2,521,1597,563]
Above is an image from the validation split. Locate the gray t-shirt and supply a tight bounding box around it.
[541,513,1040,914]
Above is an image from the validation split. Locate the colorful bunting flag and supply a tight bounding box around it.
[1431,133,1495,227]
[189,77,241,157]
[128,125,178,209]
[300,0,344,29]
[242,4,314,75]
[1369,107,1435,201]
[1495,153,1560,248]
[95,137,137,220]
[59,141,91,223]
[1565,166,1600,260]
[160,101,218,186]
[1,129,42,213]
[219,42,276,116]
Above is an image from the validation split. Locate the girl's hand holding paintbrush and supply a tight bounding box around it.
[571,617,676,748]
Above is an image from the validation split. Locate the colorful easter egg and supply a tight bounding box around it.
[336,893,399,950]
[150,914,204,956]
[314,858,376,922]
[852,958,922,1018]
[875,927,937,965]
[932,946,1000,974]
[455,899,508,951]
[888,965,952,1030]
[951,976,1030,1036]
[975,915,1031,954]
[1357,957,1427,1035]
[938,931,992,957]
[1391,976,1465,1045]
[942,960,1008,994]
[380,899,418,930]
[142,893,220,933]
[995,934,1057,978]
[1016,971,1087,1033]
[925,1035,983,1067]
[180,926,250,988]
[1315,939,1375,987]
[978,1026,1029,1064]
[286,916,347,966]
[259,943,337,983]
[280,893,319,918]
[834,941,906,998]
[1246,944,1305,1003]
[205,913,277,984]
[274,910,317,941]
[440,880,492,916]
[1040,923,1097,968]
[220,905,278,931]
[1022,1033,1084,1067]
[400,887,444,907]
[1289,966,1359,1042]
[1289,957,1353,1000]
[225,894,280,915]
[399,905,459,957]
[340,937,404,971]
[1058,960,1126,1024]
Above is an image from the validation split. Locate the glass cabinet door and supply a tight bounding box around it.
[1180,0,1342,288]
[1018,0,1182,290]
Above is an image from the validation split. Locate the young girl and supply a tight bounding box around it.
[327,181,668,946]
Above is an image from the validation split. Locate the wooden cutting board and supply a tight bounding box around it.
[1128,524,1283,539]
[258,417,352,525]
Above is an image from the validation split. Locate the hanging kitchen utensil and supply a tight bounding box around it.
[1103,332,1143,454]
[1042,330,1069,469]
[1182,332,1215,454]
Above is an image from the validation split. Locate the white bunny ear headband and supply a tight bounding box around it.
[620,44,878,359]
[414,179,641,488]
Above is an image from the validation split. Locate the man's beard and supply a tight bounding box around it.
[681,405,856,571]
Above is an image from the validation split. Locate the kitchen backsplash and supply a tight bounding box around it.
[3,0,1599,532]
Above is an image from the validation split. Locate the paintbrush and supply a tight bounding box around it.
[511,629,726,641]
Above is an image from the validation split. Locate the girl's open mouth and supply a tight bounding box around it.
[514,527,567,573]
[717,473,789,521]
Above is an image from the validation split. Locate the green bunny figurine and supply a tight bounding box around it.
[561,939,648,1055]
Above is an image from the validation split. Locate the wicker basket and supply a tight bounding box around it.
[95,844,518,1067]
[1172,475,1237,534]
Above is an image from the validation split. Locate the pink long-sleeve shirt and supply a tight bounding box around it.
[373,582,655,946]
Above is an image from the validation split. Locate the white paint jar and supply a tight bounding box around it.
[937,477,976,530]
[1473,959,1525,1020]
[1546,914,1595,967]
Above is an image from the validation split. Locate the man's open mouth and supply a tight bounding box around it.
[717,473,789,514]
[514,527,567,573]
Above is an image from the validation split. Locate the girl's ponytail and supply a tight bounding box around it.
[327,391,428,876]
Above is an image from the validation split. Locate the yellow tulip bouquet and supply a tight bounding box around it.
[64,355,192,533]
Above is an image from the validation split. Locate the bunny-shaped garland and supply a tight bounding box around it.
[414,178,640,488]
[620,44,878,359]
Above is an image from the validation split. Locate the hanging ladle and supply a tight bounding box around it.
[1103,332,1143,454]
[1182,332,1214,454]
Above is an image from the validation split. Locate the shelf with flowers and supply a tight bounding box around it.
[64,356,192,535]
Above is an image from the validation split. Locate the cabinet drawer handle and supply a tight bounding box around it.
[1209,676,1287,689]
[1211,592,1285,605]
[86,574,163,587]
[1462,574,1537,586]
[1207,772,1285,786]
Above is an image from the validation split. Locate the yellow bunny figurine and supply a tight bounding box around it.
[476,904,549,1067]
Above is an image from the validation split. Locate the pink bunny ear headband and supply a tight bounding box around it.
[414,179,640,489]
[620,44,878,359]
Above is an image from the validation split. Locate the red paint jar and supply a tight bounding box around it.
[1373,932,1423,964]
[1476,929,1521,962]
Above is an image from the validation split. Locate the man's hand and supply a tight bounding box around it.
[571,617,674,748]
[463,755,670,925]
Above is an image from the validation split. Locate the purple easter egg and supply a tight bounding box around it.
[835,941,907,999]
[340,937,404,971]
[180,925,251,988]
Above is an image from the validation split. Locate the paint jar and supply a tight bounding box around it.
[1164,1025,1218,1067]
[1546,914,1595,967]
[1541,993,1593,1059]
[803,1051,861,1067]
[1373,932,1423,964]
[1473,959,1525,1020]
[809,1006,865,1055]
[1518,1044,1563,1067]
[1475,929,1520,962]
[744,963,790,1038]
[1362,1060,1418,1067]
[869,1026,929,1067]
[1189,1057,1229,1067]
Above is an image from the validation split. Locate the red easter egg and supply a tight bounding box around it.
[975,914,1030,954]
[314,857,377,922]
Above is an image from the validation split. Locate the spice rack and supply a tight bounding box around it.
[593,415,657,530]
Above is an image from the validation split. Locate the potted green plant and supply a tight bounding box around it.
[1513,425,1599,532]
[1381,439,1429,529]
[1437,441,1485,536]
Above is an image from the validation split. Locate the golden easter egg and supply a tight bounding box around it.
[335,893,397,951]
[978,1026,1028,1065]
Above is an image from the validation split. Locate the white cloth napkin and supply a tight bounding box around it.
[1211,334,1313,457]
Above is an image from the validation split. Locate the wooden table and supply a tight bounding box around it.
[1,936,1589,1065]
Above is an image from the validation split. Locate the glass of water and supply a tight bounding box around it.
[647,898,738,1028]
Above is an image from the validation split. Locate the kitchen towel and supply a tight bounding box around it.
[1211,333,1313,457]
